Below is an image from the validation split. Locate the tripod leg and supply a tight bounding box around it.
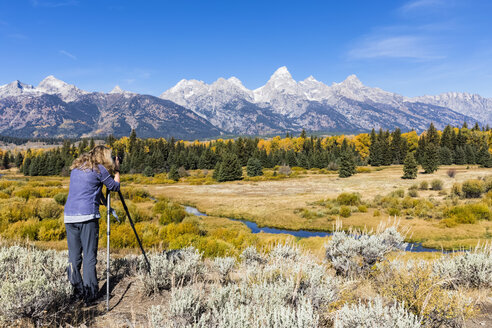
[117,190,151,273]
[106,191,110,312]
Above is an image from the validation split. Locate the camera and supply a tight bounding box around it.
[112,155,123,164]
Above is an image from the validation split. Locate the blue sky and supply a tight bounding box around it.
[1,0,491,97]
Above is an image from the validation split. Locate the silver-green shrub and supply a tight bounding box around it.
[325,226,407,277]
[334,298,421,328]
[149,245,339,328]
[240,246,265,265]
[0,245,72,324]
[268,243,301,262]
[433,244,492,288]
[149,282,319,328]
[138,247,203,295]
[168,285,207,326]
[213,256,236,282]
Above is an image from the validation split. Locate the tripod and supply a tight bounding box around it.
[105,189,151,311]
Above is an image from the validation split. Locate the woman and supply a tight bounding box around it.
[64,145,120,304]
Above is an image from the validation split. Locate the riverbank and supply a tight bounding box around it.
[146,165,492,250]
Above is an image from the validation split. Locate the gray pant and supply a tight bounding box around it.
[65,218,99,298]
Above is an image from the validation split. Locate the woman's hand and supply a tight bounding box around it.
[114,156,121,172]
[114,157,121,183]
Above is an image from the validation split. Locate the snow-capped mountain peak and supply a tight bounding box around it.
[303,75,318,83]
[109,85,135,96]
[37,75,87,102]
[38,75,69,91]
[410,92,492,124]
[109,85,124,94]
[263,66,296,88]
[253,66,300,108]
[338,74,363,89]
[226,76,248,90]
[0,80,39,98]
[211,77,250,94]
[1,68,489,139]
[269,66,292,79]
[160,75,254,120]
[298,76,332,102]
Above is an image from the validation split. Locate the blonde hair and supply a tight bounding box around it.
[70,145,115,174]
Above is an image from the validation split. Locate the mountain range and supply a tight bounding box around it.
[1,67,490,139]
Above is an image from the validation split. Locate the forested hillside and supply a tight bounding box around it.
[1,123,491,180]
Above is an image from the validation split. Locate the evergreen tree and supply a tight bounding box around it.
[455,129,466,150]
[381,130,392,165]
[168,165,179,181]
[426,123,440,145]
[143,166,154,177]
[78,139,88,154]
[89,138,95,150]
[106,134,116,147]
[1,152,9,169]
[246,157,263,177]
[477,142,491,167]
[311,152,325,169]
[419,123,441,173]
[454,146,466,165]
[129,129,137,154]
[297,153,309,169]
[390,128,404,164]
[416,136,426,164]
[258,150,270,168]
[439,147,453,165]
[212,162,221,180]
[217,153,243,182]
[234,137,248,165]
[465,144,476,164]
[338,140,356,178]
[29,157,40,176]
[22,156,31,175]
[440,125,455,150]
[402,152,418,179]
[300,129,307,139]
[14,152,24,167]
[422,143,440,173]
[55,154,64,174]
[285,150,297,167]
[368,128,378,166]
[198,148,216,169]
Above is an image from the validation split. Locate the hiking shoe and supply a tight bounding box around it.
[70,288,85,303]
[84,290,106,307]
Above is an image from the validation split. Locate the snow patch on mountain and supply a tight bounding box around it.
[109,85,135,97]
[37,75,88,102]
[1,67,488,138]
[160,77,254,122]
[159,66,480,133]
[0,80,40,98]
[410,92,492,124]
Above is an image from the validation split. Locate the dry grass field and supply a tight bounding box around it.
[144,165,492,250]
[2,164,491,252]
[1,166,492,327]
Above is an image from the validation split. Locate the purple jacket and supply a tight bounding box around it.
[64,164,120,223]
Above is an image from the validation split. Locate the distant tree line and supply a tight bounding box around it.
[110,130,362,178]
[0,134,79,146]
[3,122,492,181]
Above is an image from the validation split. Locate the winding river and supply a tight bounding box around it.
[184,206,445,253]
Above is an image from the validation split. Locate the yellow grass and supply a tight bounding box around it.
[2,165,491,252]
[144,165,492,250]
